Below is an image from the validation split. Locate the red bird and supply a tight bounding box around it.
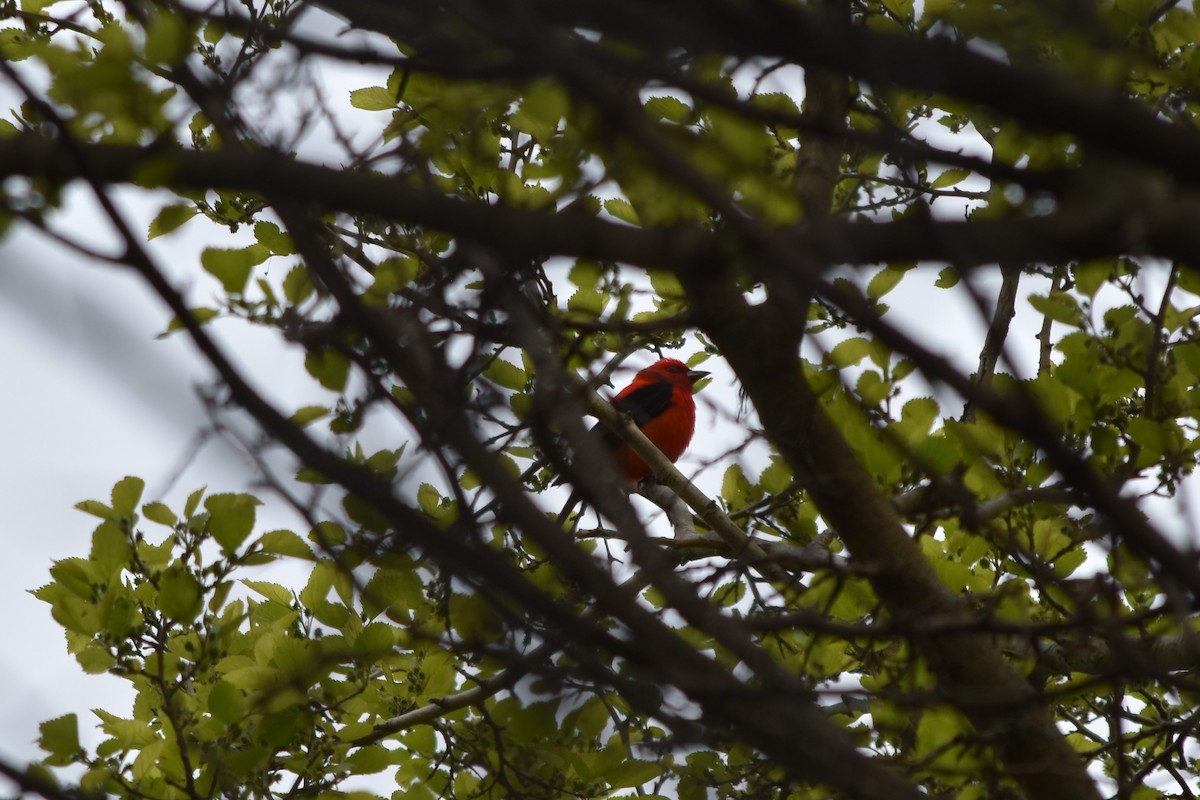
[558,358,708,526]
[602,358,709,484]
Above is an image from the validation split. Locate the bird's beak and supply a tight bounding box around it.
[688,369,710,385]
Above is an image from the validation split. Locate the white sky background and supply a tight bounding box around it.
[0,3,1197,788]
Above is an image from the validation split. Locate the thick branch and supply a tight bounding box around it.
[1039,629,1200,677]
[682,274,1102,800]
[6,137,1200,270]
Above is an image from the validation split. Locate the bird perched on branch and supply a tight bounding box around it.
[602,358,709,483]
[558,357,708,526]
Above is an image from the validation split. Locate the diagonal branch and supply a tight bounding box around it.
[962,264,1021,422]
[681,270,1103,800]
[580,387,838,579]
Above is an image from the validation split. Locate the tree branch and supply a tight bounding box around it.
[6,136,1200,272]
[963,264,1021,422]
[681,271,1103,800]
[580,387,838,580]
[319,0,1200,185]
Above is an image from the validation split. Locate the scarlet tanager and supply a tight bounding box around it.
[603,358,709,483]
[558,358,708,525]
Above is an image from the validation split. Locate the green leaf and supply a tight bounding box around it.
[915,706,969,761]
[570,697,610,739]
[258,529,315,560]
[299,561,336,611]
[147,204,197,239]
[649,270,684,301]
[829,337,871,367]
[484,358,527,390]
[511,80,568,140]
[510,392,531,419]
[460,468,482,490]
[644,95,692,123]
[1053,546,1087,579]
[449,593,502,641]
[894,397,939,447]
[930,168,971,189]
[567,287,607,317]
[254,221,296,255]
[76,643,117,675]
[38,714,80,766]
[289,405,328,427]
[282,264,314,304]
[868,338,892,368]
[603,198,640,225]
[1074,259,1114,297]
[706,106,770,163]
[759,456,792,494]
[713,580,745,607]
[0,29,34,62]
[75,499,115,520]
[606,759,663,790]
[349,86,396,111]
[184,486,206,518]
[1127,417,1165,467]
[343,492,392,532]
[141,502,177,527]
[158,565,203,622]
[94,709,158,750]
[881,0,915,21]
[305,348,351,392]
[201,244,269,294]
[91,520,132,578]
[205,493,260,553]
[158,307,219,338]
[370,257,419,296]
[857,370,890,406]
[347,746,395,775]
[242,580,294,605]
[935,266,959,288]
[1178,264,1200,296]
[353,621,397,659]
[504,699,559,744]
[362,566,423,620]
[138,536,176,571]
[144,9,190,67]
[110,476,145,517]
[867,265,910,300]
[417,484,442,517]
[720,464,760,510]
[366,447,404,474]
[208,680,244,724]
[750,92,801,124]
[310,521,347,547]
[1029,292,1081,326]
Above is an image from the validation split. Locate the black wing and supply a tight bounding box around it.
[591,382,674,449]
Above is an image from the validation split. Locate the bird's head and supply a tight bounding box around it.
[637,358,709,390]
